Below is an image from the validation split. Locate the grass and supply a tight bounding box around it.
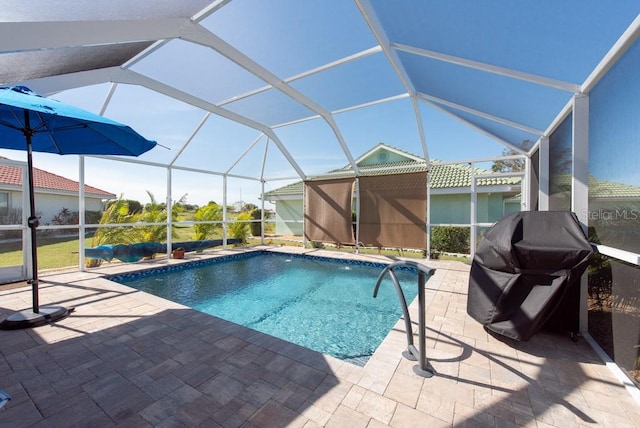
[0,235,94,270]
[0,224,237,271]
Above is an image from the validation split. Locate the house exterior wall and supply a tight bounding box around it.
[359,151,412,166]
[477,193,512,223]
[430,193,519,225]
[430,194,471,224]
[504,200,522,217]
[2,189,105,225]
[273,200,304,236]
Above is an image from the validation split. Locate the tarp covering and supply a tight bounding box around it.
[304,178,355,245]
[467,211,593,341]
[358,172,427,249]
[85,239,242,263]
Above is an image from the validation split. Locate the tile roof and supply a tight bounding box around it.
[0,159,115,197]
[264,144,521,197]
[591,178,640,199]
[265,180,305,197]
[330,160,427,177]
[430,161,521,188]
[553,173,640,199]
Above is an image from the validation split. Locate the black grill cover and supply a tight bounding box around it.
[467,211,593,341]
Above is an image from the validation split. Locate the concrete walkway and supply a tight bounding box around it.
[0,247,638,427]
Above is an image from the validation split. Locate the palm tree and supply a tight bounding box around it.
[193,202,223,240]
[86,196,137,267]
[134,191,168,243]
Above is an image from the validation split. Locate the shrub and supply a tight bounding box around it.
[193,202,223,240]
[126,199,143,214]
[85,211,102,224]
[51,207,78,226]
[86,198,135,268]
[228,212,252,243]
[430,226,470,254]
[106,198,142,215]
[249,208,262,236]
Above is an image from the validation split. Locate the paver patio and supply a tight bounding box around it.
[0,247,638,427]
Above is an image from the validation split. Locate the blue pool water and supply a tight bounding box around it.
[110,251,419,365]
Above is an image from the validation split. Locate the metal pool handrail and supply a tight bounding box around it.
[373,260,436,378]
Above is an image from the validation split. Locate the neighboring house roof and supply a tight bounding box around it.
[264,143,521,198]
[552,173,640,200]
[265,180,306,197]
[591,178,640,200]
[430,161,521,188]
[327,160,428,178]
[0,158,115,198]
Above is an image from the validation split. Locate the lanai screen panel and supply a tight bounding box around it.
[0,43,153,84]
[304,178,355,244]
[359,172,427,249]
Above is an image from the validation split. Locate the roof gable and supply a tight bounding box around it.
[356,143,424,166]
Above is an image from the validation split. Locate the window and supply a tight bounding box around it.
[0,192,8,217]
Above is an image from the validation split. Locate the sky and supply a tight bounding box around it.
[0,85,509,208]
[2,1,637,207]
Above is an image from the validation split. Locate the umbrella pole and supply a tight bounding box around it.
[24,111,40,313]
[0,111,72,330]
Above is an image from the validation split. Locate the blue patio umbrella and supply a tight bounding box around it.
[0,86,157,329]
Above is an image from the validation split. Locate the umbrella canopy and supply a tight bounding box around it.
[0,86,156,156]
[0,86,157,329]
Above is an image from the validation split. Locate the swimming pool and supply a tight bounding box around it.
[109,251,419,365]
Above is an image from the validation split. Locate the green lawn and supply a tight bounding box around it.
[0,224,225,270]
[0,235,94,270]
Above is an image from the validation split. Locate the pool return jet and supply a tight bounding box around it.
[373,260,436,378]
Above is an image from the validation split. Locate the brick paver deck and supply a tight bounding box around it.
[0,247,638,427]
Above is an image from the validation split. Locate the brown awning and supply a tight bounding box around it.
[304,178,355,244]
[358,172,427,249]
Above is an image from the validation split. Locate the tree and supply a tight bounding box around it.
[134,191,168,243]
[193,202,223,240]
[126,199,143,214]
[231,201,240,212]
[249,208,262,236]
[228,212,252,243]
[87,196,137,267]
[91,196,137,245]
[491,139,534,173]
[171,193,188,222]
[86,192,189,267]
[243,203,258,212]
[106,198,142,215]
[491,148,525,172]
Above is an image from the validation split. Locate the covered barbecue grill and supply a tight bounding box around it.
[467,211,594,341]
